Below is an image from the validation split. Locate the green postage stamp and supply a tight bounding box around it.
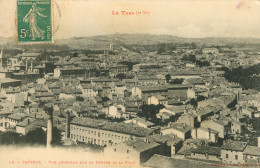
[17,0,53,44]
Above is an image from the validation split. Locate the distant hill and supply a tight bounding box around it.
[1,34,260,50]
[56,34,260,49]
[56,34,186,49]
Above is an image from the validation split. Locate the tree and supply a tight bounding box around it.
[0,132,23,145]
[51,127,62,146]
[196,60,210,67]
[165,74,171,83]
[138,104,165,120]
[25,128,46,145]
[76,96,84,101]
[189,98,198,107]
[169,78,183,84]
[115,73,127,80]
[44,104,53,115]
[181,54,196,63]
[72,52,78,57]
[197,95,207,102]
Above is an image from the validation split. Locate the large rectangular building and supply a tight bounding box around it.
[0,78,22,88]
[70,117,155,146]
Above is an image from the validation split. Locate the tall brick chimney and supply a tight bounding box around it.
[257,137,260,148]
[46,105,53,148]
[66,111,70,139]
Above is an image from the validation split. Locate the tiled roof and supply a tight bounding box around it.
[221,141,247,152]
[243,145,260,156]
[191,145,221,156]
[124,138,160,152]
[71,117,154,137]
[162,123,192,133]
[6,113,26,121]
[148,134,182,145]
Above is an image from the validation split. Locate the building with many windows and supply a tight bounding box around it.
[70,117,155,146]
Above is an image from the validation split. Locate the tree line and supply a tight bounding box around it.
[0,127,62,146]
[219,63,260,91]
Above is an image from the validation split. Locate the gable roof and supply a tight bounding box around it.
[221,141,247,152]
[191,145,221,156]
[124,138,160,152]
[243,145,260,156]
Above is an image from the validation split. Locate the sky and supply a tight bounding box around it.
[1,0,260,39]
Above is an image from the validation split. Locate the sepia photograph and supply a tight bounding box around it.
[0,0,260,167]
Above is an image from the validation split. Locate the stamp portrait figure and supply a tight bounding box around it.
[23,2,47,40]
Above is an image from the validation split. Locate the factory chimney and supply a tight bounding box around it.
[31,59,33,72]
[46,105,53,148]
[258,137,260,148]
[25,59,28,71]
[66,111,70,139]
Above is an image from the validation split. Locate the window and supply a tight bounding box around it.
[114,148,116,152]
[98,132,100,137]
[235,155,238,160]
[127,150,129,153]
[226,154,229,158]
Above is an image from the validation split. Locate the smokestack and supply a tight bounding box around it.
[66,111,70,139]
[25,59,28,71]
[208,128,211,140]
[257,137,260,148]
[31,60,33,72]
[46,107,53,148]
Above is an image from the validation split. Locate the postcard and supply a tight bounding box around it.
[0,0,260,167]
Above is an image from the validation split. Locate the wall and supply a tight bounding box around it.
[221,150,244,164]
[70,124,132,146]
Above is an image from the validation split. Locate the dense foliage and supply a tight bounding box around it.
[0,127,62,146]
[138,104,165,120]
[220,64,260,91]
